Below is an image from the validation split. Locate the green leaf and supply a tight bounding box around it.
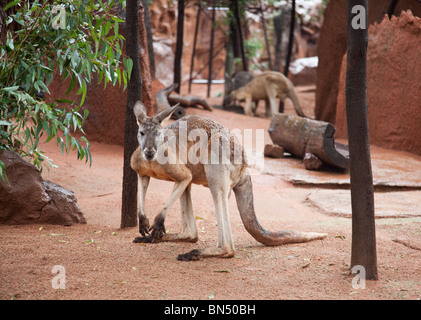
[2,86,20,92]
[66,76,77,96]
[114,19,119,38]
[124,58,133,80]
[6,38,14,50]
[54,99,75,104]
[0,160,10,184]
[79,79,87,106]
[3,0,20,11]
[34,80,50,95]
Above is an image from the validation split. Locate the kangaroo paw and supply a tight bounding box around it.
[150,216,166,241]
[133,235,158,243]
[177,249,202,261]
[138,215,150,237]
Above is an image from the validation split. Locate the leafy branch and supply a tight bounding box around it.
[0,0,132,181]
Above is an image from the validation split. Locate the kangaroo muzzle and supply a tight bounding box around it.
[143,147,156,161]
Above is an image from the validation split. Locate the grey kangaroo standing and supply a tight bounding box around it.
[130,101,326,261]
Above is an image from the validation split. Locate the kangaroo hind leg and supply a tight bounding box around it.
[177,167,235,261]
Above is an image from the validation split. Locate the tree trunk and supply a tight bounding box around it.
[233,0,247,71]
[273,14,283,72]
[259,0,272,70]
[207,2,216,98]
[283,0,295,78]
[141,0,155,80]
[268,114,349,170]
[346,0,378,280]
[174,0,184,94]
[121,0,141,228]
[280,0,295,113]
[386,0,399,18]
[188,4,201,93]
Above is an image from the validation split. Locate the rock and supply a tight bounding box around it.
[315,0,421,124]
[41,180,86,226]
[303,153,323,171]
[335,11,421,156]
[290,57,318,86]
[153,36,175,87]
[0,150,86,226]
[264,144,284,158]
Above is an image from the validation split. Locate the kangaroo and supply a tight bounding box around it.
[130,101,326,261]
[228,71,306,118]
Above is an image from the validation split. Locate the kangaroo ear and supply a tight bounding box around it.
[155,103,181,125]
[133,101,147,123]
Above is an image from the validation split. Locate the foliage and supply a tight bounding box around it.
[0,0,132,181]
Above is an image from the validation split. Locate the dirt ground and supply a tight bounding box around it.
[1,84,421,301]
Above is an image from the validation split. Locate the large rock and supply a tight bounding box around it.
[0,150,86,225]
[315,0,421,124]
[335,11,421,156]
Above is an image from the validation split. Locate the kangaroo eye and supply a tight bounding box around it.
[139,131,145,136]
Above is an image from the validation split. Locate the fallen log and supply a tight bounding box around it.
[155,83,185,119]
[268,114,349,170]
[168,94,212,111]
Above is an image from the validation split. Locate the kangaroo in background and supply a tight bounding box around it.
[130,101,326,260]
[227,71,307,118]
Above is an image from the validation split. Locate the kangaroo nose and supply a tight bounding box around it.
[143,148,156,161]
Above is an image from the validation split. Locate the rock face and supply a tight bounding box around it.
[0,150,86,226]
[315,0,421,124]
[335,11,421,156]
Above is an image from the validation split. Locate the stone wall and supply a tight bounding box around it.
[315,0,421,124]
[335,11,421,155]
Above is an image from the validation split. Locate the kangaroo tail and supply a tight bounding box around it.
[288,86,307,118]
[233,173,327,245]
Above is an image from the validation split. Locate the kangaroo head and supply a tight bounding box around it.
[133,101,179,161]
[231,87,248,102]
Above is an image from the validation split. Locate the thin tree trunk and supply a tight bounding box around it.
[142,0,155,79]
[233,0,247,71]
[174,0,184,93]
[283,0,295,78]
[188,4,201,93]
[207,2,216,98]
[121,0,141,228]
[259,0,272,70]
[279,0,295,113]
[273,14,283,72]
[386,0,399,18]
[346,0,378,280]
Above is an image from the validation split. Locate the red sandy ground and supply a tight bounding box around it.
[1,85,420,300]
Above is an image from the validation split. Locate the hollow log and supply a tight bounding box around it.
[155,83,186,119]
[268,114,349,169]
[168,94,212,111]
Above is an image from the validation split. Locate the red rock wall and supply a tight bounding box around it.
[335,11,421,155]
[315,0,421,124]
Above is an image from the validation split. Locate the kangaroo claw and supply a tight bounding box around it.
[138,215,150,237]
[149,216,166,241]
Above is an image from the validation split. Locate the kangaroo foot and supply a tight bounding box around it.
[162,233,198,243]
[177,249,202,261]
[176,247,235,261]
[133,235,160,244]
